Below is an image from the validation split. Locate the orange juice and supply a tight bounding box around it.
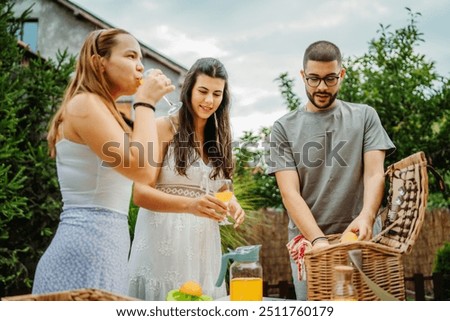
[214,191,233,203]
[230,277,263,301]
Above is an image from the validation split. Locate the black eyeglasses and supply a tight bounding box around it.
[305,73,341,87]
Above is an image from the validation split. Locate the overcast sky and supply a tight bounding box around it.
[72,0,450,139]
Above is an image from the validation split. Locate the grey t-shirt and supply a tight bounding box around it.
[268,100,395,240]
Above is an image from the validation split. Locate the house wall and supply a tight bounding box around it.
[13,0,185,114]
[14,0,94,61]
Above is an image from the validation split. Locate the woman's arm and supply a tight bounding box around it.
[132,117,227,221]
[66,71,174,185]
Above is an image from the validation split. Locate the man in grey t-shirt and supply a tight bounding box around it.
[268,40,395,300]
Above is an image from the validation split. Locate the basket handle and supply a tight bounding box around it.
[348,250,399,301]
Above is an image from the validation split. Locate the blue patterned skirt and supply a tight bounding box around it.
[32,207,130,296]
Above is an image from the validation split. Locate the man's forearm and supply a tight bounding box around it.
[282,191,325,241]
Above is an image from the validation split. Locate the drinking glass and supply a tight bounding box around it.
[209,179,234,226]
[163,96,183,115]
[142,70,182,115]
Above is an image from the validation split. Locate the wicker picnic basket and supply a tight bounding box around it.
[304,151,428,301]
[1,288,138,301]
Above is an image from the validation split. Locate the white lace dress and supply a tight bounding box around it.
[127,146,227,300]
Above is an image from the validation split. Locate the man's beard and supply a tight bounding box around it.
[307,91,338,110]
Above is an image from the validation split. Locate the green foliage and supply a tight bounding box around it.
[219,171,268,252]
[234,129,283,210]
[128,198,139,242]
[434,242,450,273]
[433,242,450,299]
[274,72,301,112]
[0,1,75,296]
[338,8,449,206]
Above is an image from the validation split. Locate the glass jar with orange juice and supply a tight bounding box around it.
[215,245,263,301]
[230,260,263,301]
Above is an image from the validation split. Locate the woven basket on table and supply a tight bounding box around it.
[1,288,138,301]
[304,151,428,301]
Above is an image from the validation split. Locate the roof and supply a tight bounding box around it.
[55,0,187,75]
[17,39,38,55]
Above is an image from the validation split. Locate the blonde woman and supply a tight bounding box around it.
[32,28,174,295]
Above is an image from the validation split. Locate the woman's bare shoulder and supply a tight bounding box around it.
[157,116,176,144]
[65,92,106,118]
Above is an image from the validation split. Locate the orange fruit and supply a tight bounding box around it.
[340,231,358,243]
[179,281,203,297]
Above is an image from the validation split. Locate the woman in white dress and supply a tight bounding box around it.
[128,57,245,300]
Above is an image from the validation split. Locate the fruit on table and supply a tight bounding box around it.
[166,280,213,301]
[180,280,202,297]
[340,231,358,243]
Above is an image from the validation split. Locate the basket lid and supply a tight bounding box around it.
[372,152,428,254]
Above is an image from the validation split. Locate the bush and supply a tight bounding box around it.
[433,242,450,300]
[0,1,75,296]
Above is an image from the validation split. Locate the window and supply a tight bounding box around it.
[18,20,38,52]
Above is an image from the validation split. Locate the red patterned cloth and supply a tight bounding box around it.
[286,235,312,281]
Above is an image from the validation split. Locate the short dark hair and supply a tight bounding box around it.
[303,40,342,69]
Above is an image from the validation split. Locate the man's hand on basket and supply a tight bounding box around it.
[311,237,330,250]
[344,213,374,241]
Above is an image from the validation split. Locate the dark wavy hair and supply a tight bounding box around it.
[172,57,233,179]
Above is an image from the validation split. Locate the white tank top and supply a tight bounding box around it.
[55,139,132,215]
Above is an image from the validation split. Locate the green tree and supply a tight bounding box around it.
[234,129,283,210]
[275,72,301,112]
[338,8,449,206]
[340,9,447,162]
[0,1,75,295]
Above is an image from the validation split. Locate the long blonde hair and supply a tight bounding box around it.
[47,28,132,157]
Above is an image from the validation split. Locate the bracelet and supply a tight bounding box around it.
[133,102,155,112]
[311,236,328,245]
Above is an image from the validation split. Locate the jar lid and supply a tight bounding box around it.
[233,245,261,262]
[215,245,262,287]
